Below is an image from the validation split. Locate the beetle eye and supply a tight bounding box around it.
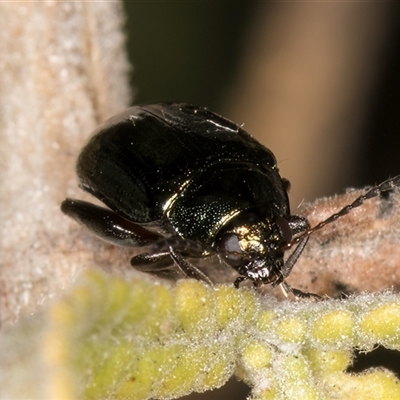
[275,215,292,244]
[219,233,242,254]
[217,233,244,266]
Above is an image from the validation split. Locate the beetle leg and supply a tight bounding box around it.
[234,276,248,288]
[131,252,173,270]
[280,280,321,300]
[131,252,189,281]
[61,199,161,247]
[152,236,214,257]
[280,236,309,279]
[168,246,213,286]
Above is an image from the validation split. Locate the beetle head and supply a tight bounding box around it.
[216,212,292,286]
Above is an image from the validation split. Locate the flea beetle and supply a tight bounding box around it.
[61,103,400,297]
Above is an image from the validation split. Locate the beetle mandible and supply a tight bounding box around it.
[61,103,400,297]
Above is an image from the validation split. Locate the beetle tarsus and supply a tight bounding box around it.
[234,276,248,288]
[280,280,321,300]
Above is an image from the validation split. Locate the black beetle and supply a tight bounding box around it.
[61,103,400,297]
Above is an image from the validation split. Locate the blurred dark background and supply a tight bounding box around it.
[125,2,254,109]
[125,2,400,208]
[123,2,400,398]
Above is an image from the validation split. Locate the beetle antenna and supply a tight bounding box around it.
[168,246,214,286]
[284,175,400,250]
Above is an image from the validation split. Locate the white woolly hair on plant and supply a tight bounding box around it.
[0,1,131,325]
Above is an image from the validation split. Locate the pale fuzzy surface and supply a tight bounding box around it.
[0,2,131,324]
[282,186,400,298]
